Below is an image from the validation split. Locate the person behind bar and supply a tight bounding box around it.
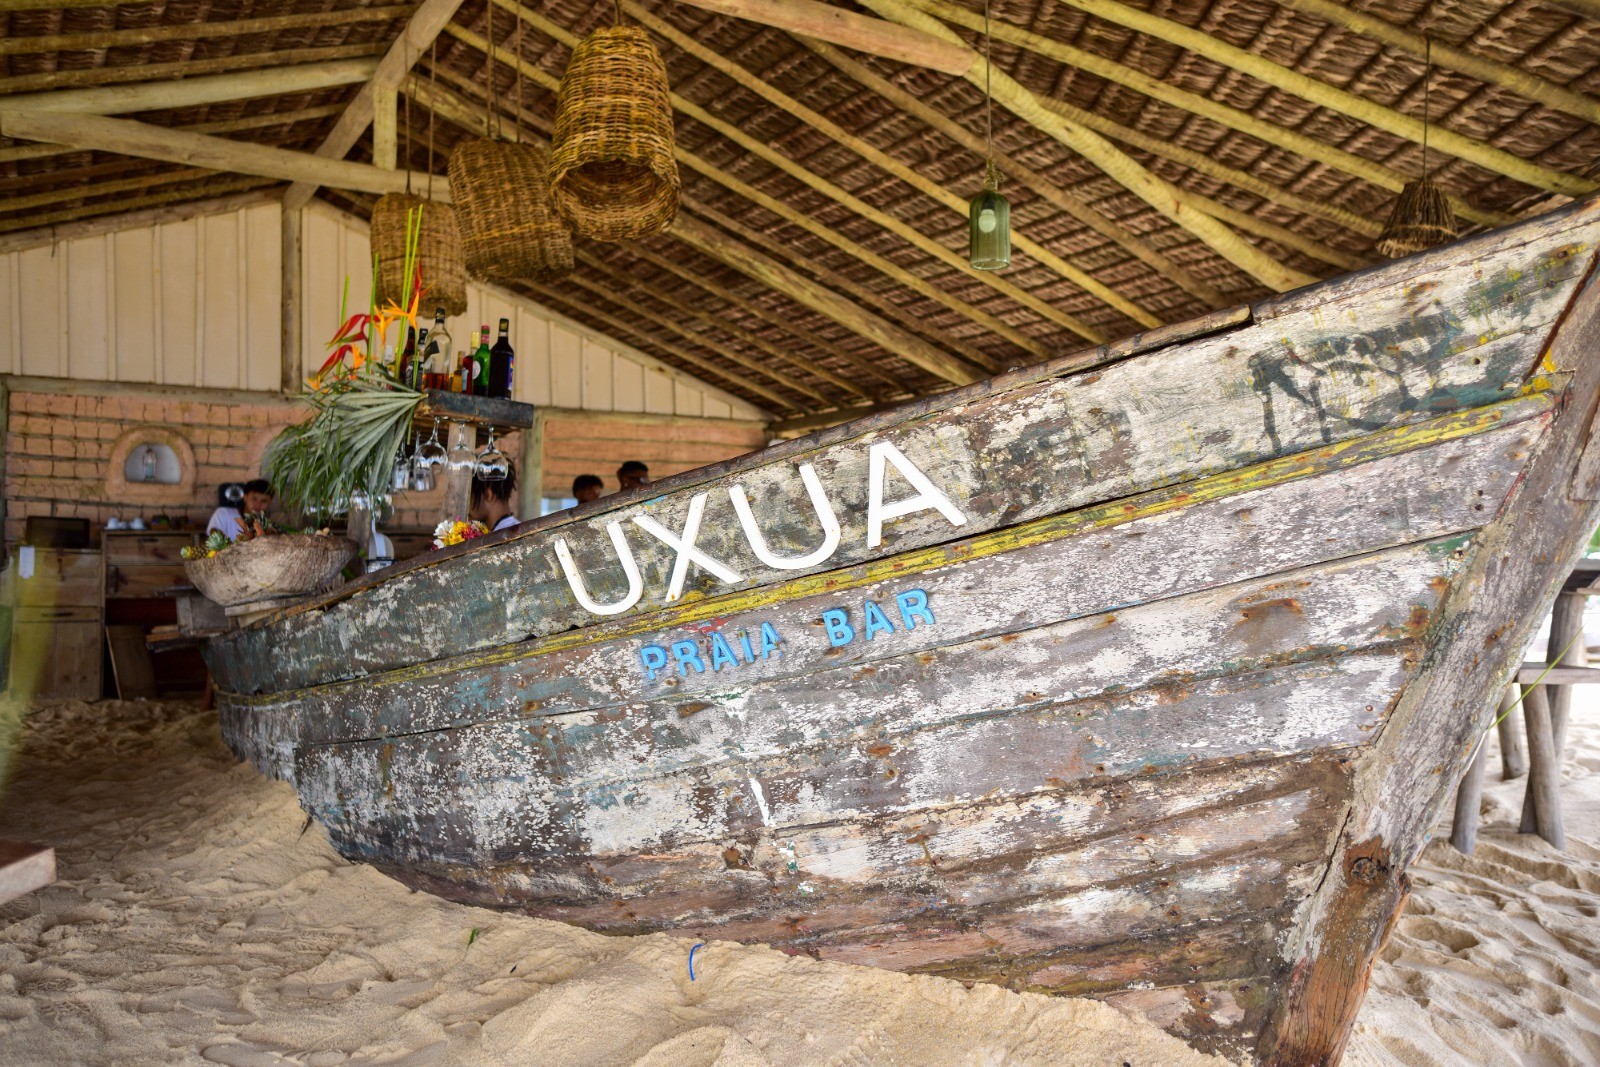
[617,461,650,492]
[207,479,273,541]
[572,474,603,505]
[469,465,520,533]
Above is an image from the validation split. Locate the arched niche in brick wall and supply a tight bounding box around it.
[105,426,197,507]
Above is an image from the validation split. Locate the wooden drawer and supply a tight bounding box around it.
[12,549,102,608]
[16,604,100,624]
[9,621,101,701]
[103,532,199,566]
[105,563,192,599]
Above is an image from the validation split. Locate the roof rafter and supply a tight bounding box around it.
[0,43,385,95]
[282,0,467,210]
[909,0,1514,230]
[0,5,416,57]
[1035,0,1596,197]
[0,104,350,166]
[666,0,973,73]
[629,2,1162,329]
[866,0,1317,291]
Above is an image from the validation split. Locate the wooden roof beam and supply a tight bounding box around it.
[666,0,973,74]
[282,0,467,211]
[0,44,386,96]
[1040,0,1595,198]
[498,4,1097,349]
[0,104,349,166]
[0,6,417,57]
[1271,0,1600,126]
[439,20,993,384]
[800,37,1228,307]
[0,58,379,115]
[0,178,278,237]
[571,250,842,406]
[629,2,1161,330]
[406,71,969,389]
[911,0,1511,230]
[0,110,445,200]
[866,0,1316,292]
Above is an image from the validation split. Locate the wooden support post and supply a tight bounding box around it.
[372,86,398,172]
[519,411,544,525]
[0,376,8,548]
[1497,685,1528,780]
[1449,736,1488,855]
[1521,591,1586,832]
[1521,684,1565,849]
[280,207,303,396]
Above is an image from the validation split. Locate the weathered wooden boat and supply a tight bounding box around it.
[204,198,1600,1063]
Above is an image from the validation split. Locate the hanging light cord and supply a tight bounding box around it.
[515,8,524,143]
[486,1,499,141]
[426,41,436,200]
[983,0,998,192]
[1422,35,1432,180]
[403,74,412,195]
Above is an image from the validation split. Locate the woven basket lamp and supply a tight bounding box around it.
[551,25,680,241]
[371,194,468,317]
[1375,177,1457,260]
[447,138,574,284]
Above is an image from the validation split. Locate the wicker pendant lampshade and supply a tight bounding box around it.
[1376,177,1457,260]
[447,138,574,284]
[371,194,467,317]
[551,25,680,241]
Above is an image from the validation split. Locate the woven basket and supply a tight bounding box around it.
[371,194,467,317]
[1375,178,1458,259]
[447,138,574,284]
[551,25,680,241]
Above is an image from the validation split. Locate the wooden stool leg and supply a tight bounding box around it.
[1520,594,1585,830]
[1496,685,1528,780]
[1521,685,1566,849]
[1450,737,1488,854]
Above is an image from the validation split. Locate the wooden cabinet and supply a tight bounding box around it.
[103,531,199,599]
[3,548,104,701]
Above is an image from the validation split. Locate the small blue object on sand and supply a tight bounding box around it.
[688,942,706,981]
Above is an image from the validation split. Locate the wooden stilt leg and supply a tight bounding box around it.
[1496,685,1528,780]
[1522,684,1566,849]
[1521,593,1585,830]
[1449,737,1488,854]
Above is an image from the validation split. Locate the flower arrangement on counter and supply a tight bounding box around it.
[179,515,339,560]
[264,207,434,521]
[433,518,489,549]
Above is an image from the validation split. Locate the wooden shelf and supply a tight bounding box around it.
[416,391,535,436]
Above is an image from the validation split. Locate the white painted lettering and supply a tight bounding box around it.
[633,493,745,602]
[554,522,644,616]
[728,463,842,570]
[865,441,967,548]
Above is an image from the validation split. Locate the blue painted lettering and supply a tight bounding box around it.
[738,630,757,663]
[821,608,854,647]
[709,632,739,671]
[896,588,934,629]
[640,644,668,681]
[862,599,894,640]
[672,640,706,675]
[760,621,784,658]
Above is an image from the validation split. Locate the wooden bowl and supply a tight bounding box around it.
[184,533,356,608]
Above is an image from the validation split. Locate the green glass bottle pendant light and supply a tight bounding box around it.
[968,0,1010,271]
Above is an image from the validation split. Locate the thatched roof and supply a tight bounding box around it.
[3,0,1598,421]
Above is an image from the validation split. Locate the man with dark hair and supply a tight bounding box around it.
[572,474,604,504]
[207,479,274,539]
[617,461,650,491]
[470,465,520,533]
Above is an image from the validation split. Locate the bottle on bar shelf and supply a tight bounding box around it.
[459,352,473,395]
[423,308,451,390]
[473,325,493,396]
[489,317,515,399]
[399,326,417,388]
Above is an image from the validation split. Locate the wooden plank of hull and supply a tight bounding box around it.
[218,399,1543,774]
[1255,228,1600,1062]
[204,210,1600,694]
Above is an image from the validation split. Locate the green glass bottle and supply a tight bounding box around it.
[473,325,492,395]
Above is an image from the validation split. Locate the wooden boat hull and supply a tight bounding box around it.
[206,199,1600,1063]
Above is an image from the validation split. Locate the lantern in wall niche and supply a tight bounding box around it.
[370,194,468,317]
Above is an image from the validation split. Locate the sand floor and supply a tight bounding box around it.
[0,695,1595,1065]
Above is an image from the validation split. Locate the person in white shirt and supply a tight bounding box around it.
[469,466,520,533]
[207,480,274,541]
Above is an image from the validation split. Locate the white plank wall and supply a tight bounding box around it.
[299,203,763,419]
[0,199,767,422]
